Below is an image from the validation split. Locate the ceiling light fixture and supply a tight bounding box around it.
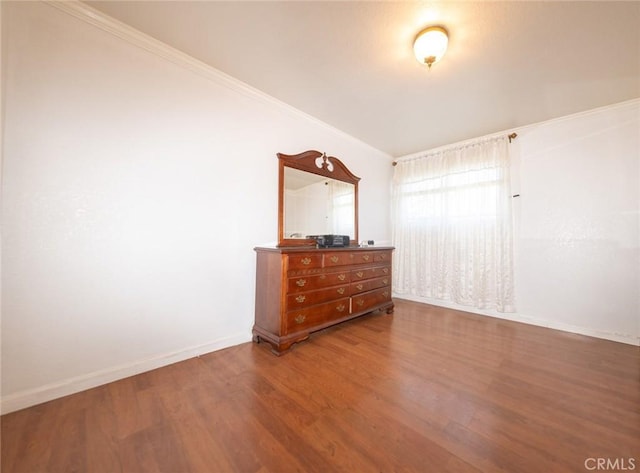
[413,26,449,69]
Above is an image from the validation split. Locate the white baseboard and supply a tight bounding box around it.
[0,333,252,415]
[393,294,640,346]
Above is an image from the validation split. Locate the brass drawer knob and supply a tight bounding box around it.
[383,291,389,297]
[356,284,363,291]
[296,279,306,287]
[330,256,339,263]
[337,288,345,295]
[295,314,306,324]
[301,257,311,265]
[356,299,364,307]
[336,304,346,312]
[296,295,306,303]
[338,274,346,281]
[383,279,388,285]
[356,271,364,278]
[362,255,370,261]
[383,268,389,274]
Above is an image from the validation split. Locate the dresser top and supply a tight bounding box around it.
[255,245,394,253]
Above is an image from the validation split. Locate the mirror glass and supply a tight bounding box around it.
[283,167,355,239]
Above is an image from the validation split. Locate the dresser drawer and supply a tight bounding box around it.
[323,252,353,267]
[349,251,376,265]
[351,287,392,314]
[350,275,391,295]
[288,271,350,293]
[286,253,323,270]
[286,297,351,332]
[286,285,350,310]
[373,251,392,263]
[351,265,391,281]
[322,251,377,267]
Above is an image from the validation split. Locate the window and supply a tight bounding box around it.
[391,137,515,312]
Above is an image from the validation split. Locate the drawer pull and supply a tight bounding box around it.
[337,288,345,295]
[362,255,370,261]
[336,304,346,312]
[383,279,388,285]
[338,274,346,281]
[301,257,312,266]
[356,299,364,307]
[356,271,364,278]
[356,284,364,291]
[383,291,389,298]
[296,279,306,287]
[382,268,389,274]
[330,256,339,263]
[295,314,306,324]
[296,295,306,303]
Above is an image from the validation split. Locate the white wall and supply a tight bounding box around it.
[397,100,640,345]
[0,2,393,413]
[513,100,639,344]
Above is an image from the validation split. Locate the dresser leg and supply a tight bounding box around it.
[258,339,296,356]
[270,342,293,356]
[253,331,311,356]
[386,303,395,314]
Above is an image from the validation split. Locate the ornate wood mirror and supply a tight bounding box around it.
[278,150,360,247]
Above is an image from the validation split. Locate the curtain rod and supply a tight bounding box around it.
[392,132,518,166]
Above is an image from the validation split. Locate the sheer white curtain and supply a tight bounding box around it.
[391,136,515,312]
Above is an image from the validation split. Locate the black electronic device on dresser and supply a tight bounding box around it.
[306,234,350,248]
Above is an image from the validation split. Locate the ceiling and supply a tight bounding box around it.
[86,1,640,157]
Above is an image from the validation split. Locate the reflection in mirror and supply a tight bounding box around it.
[284,168,355,239]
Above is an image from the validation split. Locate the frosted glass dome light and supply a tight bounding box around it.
[413,26,449,69]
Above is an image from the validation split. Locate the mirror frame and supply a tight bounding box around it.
[278,150,360,247]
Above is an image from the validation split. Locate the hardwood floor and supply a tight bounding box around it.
[2,299,639,472]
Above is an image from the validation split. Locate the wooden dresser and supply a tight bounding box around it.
[253,246,394,355]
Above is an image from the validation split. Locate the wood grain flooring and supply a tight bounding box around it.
[2,299,639,472]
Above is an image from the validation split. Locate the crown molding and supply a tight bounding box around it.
[396,97,640,161]
[46,0,264,102]
[44,1,390,159]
